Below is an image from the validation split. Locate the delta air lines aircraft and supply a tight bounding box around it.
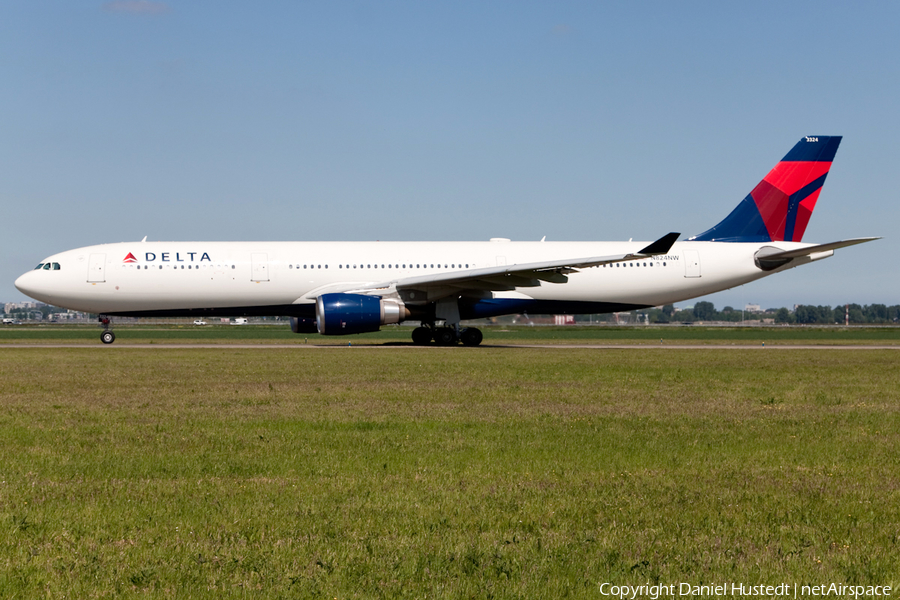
[15,136,877,345]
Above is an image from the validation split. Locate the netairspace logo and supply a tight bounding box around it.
[598,583,892,599]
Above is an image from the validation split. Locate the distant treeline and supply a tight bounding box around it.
[576,302,900,325]
[7,301,900,326]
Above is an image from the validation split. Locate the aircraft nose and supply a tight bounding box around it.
[15,270,42,300]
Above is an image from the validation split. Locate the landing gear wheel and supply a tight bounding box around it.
[412,326,433,345]
[433,327,458,346]
[460,327,483,347]
[101,330,116,345]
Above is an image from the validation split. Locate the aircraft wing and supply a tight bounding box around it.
[297,281,382,302]
[343,232,680,299]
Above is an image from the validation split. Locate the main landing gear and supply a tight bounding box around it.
[99,316,116,344]
[411,324,483,347]
[411,326,433,345]
[460,327,483,347]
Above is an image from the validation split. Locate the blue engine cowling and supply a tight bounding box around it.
[316,293,406,335]
[290,317,319,334]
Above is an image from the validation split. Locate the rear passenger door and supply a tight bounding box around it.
[683,250,701,278]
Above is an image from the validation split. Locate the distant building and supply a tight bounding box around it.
[53,310,86,321]
[6,301,39,311]
[744,303,762,313]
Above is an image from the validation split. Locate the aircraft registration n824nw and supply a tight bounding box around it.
[15,136,878,345]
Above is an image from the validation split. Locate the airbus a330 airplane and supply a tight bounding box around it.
[15,136,877,346]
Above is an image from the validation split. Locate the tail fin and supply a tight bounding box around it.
[690,136,841,243]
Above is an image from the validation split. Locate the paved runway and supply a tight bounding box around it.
[1,343,899,350]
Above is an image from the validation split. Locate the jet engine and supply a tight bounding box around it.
[315,293,408,335]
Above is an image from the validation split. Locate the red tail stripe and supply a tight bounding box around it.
[752,160,833,241]
[793,189,823,241]
[750,180,789,241]
[762,161,832,196]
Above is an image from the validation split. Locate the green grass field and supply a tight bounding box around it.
[1,345,899,598]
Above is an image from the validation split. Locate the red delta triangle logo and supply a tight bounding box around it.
[123,252,138,263]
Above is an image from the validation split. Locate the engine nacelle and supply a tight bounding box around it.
[290,316,319,334]
[315,293,407,335]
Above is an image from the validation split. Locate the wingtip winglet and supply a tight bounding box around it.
[638,232,680,255]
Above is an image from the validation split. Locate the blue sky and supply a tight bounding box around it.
[2,1,898,310]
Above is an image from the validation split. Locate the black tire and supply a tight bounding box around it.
[411,326,433,345]
[101,331,116,345]
[433,327,458,346]
[460,327,483,347]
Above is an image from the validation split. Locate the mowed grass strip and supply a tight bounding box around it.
[0,348,898,598]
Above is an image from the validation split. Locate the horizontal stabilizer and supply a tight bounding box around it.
[759,237,880,261]
[754,237,880,271]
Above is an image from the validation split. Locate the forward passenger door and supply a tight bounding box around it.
[87,254,106,283]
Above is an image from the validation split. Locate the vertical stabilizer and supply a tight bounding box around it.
[691,136,841,242]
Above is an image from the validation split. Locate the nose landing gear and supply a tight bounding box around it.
[99,316,116,344]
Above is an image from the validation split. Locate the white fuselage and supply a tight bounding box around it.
[14,239,821,316]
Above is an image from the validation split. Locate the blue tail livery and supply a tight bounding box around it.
[691,136,841,243]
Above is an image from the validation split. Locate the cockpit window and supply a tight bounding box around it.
[52,263,60,270]
[43,263,51,270]
[34,263,44,270]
